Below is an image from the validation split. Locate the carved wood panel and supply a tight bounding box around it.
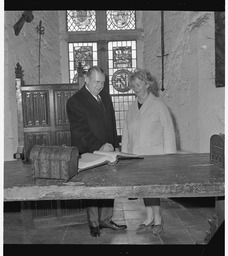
[18,84,80,161]
[54,90,75,126]
[56,131,71,146]
[22,91,50,127]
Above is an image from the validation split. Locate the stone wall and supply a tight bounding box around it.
[4,11,62,160]
[142,11,224,152]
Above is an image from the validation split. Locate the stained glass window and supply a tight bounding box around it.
[67,11,96,32]
[68,42,97,83]
[113,46,132,69]
[106,11,136,30]
[108,40,137,135]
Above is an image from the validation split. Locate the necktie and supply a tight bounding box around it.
[96,95,105,110]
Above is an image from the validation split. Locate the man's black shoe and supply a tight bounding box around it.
[110,220,127,230]
[99,220,127,231]
[89,226,100,237]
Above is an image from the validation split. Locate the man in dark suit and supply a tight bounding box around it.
[66,66,127,237]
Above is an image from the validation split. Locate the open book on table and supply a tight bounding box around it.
[78,151,144,172]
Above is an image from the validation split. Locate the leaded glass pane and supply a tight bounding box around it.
[67,11,96,32]
[74,46,93,70]
[113,47,132,69]
[112,95,135,136]
[108,41,136,94]
[68,42,97,83]
[106,11,136,30]
[108,40,137,135]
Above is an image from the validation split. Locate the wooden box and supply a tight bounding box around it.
[30,145,79,181]
[210,134,225,169]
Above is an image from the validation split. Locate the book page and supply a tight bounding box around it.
[78,153,116,171]
[93,151,119,158]
[78,151,144,172]
[93,150,143,159]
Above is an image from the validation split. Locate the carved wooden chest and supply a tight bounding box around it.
[30,145,79,181]
[210,134,224,169]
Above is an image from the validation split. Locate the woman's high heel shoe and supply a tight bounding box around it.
[152,218,164,235]
[136,220,154,234]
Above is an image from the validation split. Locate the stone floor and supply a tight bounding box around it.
[4,197,218,246]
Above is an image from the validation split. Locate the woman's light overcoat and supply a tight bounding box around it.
[121,93,176,155]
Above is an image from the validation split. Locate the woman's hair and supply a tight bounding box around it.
[128,68,159,97]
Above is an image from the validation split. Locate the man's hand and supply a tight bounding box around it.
[99,143,114,152]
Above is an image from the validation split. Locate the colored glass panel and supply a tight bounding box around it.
[68,42,97,83]
[108,40,137,135]
[113,46,132,69]
[106,11,136,30]
[67,11,96,32]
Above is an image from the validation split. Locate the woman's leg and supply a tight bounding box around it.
[152,204,162,225]
[143,198,160,225]
[136,199,163,234]
[151,201,164,234]
[143,206,154,225]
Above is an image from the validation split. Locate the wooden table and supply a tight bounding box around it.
[4,153,224,239]
[4,153,224,201]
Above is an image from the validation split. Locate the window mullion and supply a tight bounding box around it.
[97,40,109,94]
[96,11,107,32]
[68,30,142,43]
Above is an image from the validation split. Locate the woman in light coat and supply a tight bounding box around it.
[121,68,176,235]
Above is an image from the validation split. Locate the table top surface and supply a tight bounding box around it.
[4,153,225,201]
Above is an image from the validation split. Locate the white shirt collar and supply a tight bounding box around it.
[85,85,100,100]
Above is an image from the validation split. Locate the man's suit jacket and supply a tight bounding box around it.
[66,85,119,154]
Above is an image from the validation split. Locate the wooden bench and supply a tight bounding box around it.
[14,62,83,161]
